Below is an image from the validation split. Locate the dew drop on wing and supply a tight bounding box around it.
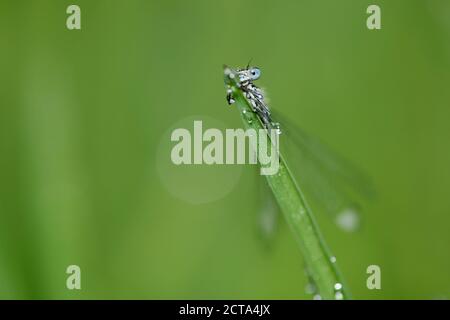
[335,207,360,232]
[305,282,317,295]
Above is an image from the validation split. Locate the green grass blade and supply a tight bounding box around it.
[224,66,349,300]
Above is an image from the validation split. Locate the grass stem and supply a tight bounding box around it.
[224,66,349,300]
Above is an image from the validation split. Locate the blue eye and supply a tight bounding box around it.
[250,68,260,79]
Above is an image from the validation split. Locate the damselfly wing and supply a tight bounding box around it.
[225,64,375,233]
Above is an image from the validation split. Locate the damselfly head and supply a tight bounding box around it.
[237,66,261,82]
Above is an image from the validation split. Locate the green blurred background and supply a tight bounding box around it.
[1,0,449,299]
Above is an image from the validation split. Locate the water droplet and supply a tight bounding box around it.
[335,292,344,300]
[336,208,360,232]
[242,110,253,124]
[330,256,337,263]
[305,283,317,295]
[313,294,322,300]
[334,283,343,291]
[270,122,282,135]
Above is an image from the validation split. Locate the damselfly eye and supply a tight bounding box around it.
[249,67,261,80]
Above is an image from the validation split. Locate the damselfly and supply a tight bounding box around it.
[225,63,281,134]
[224,64,375,234]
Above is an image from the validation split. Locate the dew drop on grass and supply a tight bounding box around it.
[242,109,253,124]
[271,122,282,135]
[335,292,344,300]
[330,256,337,263]
[313,294,322,300]
[334,282,344,300]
